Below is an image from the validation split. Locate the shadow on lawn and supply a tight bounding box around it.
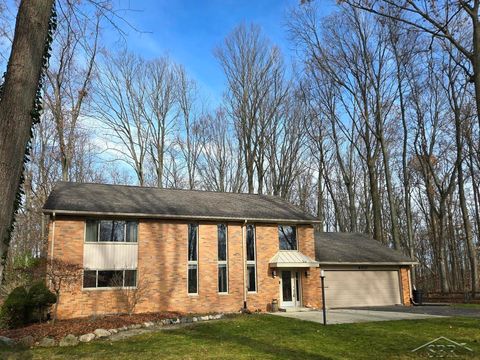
[166,322,330,360]
[0,347,33,360]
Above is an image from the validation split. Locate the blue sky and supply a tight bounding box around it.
[106,0,336,107]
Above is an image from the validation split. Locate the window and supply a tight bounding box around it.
[188,224,198,294]
[218,224,228,293]
[278,225,297,250]
[85,220,138,242]
[83,269,137,289]
[83,270,97,288]
[246,224,256,292]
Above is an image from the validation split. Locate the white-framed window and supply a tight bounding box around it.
[188,224,198,294]
[246,224,256,292]
[83,269,137,289]
[217,224,228,293]
[85,219,138,243]
[278,225,297,250]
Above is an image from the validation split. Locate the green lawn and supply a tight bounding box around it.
[452,303,480,309]
[2,315,479,359]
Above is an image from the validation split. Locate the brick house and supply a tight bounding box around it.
[43,182,415,319]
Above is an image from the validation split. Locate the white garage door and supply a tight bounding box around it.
[324,270,402,308]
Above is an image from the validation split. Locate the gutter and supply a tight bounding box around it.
[41,209,320,225]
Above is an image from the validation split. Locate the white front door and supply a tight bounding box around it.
[280,270,301,307]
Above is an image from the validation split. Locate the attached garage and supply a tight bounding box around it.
[323,268,402,308]
[315,232,417,308]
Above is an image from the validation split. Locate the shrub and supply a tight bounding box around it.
[0,282,56,328]
[27,281,56,322]
[0,286,29,328]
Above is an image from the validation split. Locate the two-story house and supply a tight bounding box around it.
[42,182,415,319]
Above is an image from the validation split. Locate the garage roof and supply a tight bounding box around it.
[315,232,417,265]
[43,182,319,224]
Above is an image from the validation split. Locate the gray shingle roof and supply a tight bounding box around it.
[43,182,319,223]
[315,232,416,265]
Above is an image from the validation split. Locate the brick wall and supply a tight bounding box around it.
[298,226,322,309]
[400,267,412,306]
[48,217,318,318]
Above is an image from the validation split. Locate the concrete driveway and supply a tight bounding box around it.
[272,308,443,325]
[348,305,480,318]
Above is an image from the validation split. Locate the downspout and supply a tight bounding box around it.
[242,219,247,309]
[50,212,56,261]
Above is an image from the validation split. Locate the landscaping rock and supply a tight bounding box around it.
[108,328,118,334]
[200,315,209,321]
[94,328,111,338]
[38,337,55,347]
[79,333,95,343]
[129,324,142,329]
[162,319,172,325]
[192,317,198,322]
[119,326,128,331]
[18,335,35,347]
[59,334,79,347]
[143,321,154,328]
[0,336,14,347]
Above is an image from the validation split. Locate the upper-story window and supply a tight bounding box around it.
[278,225,297,250]
[85,220,138,242]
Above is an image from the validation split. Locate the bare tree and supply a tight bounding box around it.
[198,108,244,192]
[344,0,480,131]
[268,90,307,199]
[45,258,82,324]
[176,66,203,190]
[44,2,100,181]
[112,274,150,316]
[142,57,177,188]
[215,23,286,194]
[95,52,150,185]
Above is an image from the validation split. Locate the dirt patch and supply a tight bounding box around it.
[0,312,181,342]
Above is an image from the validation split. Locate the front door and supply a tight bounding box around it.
[280,270,301,307]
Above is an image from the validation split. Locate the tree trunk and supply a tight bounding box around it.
[455,113,478,296]
[0,0,54,283]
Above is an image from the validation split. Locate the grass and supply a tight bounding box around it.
[451,303,480,309]
[1,315,479,359]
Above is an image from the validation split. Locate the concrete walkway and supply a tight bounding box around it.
[272,309,443,325]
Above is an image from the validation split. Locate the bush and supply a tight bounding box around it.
[0,282,56,328]
[1,286,29,328]
[27,281,56,323]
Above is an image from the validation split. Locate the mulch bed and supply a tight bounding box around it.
[0,312,182,342]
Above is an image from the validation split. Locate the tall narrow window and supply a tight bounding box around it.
[218,224,228,293]
[188,224,198,294]
[278,225,297,250]
[246,224,256,292]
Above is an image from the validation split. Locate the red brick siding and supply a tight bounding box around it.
[298,226,322,309]
[48,217,319,318]
[400,267,412,306]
